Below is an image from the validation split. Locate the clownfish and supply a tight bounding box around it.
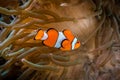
[34,28,80,51]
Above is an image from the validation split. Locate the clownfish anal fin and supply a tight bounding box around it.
[63,29,75,42]
[34,29,44,40]
[43,28,59,47]
[42,41,46,46]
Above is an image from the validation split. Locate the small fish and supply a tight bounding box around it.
[34,28,80,51]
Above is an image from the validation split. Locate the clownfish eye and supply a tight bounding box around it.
[77,42,79,43]
[74,41,80,49]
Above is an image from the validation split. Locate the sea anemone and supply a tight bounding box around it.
[0,0,120,80]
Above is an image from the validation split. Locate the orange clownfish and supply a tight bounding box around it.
[34,28,80,51]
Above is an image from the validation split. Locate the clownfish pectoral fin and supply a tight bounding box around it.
[43,28,59,47]
[34,29,44,40]
[63,29,75,42]
[60,39,71,51]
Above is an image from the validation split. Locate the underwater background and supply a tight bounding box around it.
[0,0,120,80]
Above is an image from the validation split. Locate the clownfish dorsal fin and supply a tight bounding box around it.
[43,28,59,47]
[34,29,44,40]
[63,29,75,42]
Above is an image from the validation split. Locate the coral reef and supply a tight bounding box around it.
[0,0,120,80]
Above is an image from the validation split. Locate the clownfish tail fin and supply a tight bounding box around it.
[34,29,44,40]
